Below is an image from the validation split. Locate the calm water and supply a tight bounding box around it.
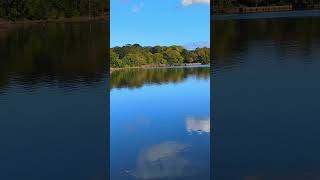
[213,11,320,179]
[111,66,210,180]
[0,22,108,180]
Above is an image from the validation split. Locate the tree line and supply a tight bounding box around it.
[215,0,320,9]
[0,0,109,21]
[110,44,210,68]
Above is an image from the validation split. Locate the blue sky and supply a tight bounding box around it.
[111,0,210,48]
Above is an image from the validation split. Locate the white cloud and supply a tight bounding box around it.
[182,0,210,6]
[132,2,144,13]
[185,117,210,134]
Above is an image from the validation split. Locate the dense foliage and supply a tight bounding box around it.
[0,0,109,21]
[215,0,320,8]
[110,44,210,68]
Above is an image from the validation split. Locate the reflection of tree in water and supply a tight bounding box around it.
[110,67,210,89]
[213,17,320,68]
[0,22,108,93]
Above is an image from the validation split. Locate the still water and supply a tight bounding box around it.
[0,22,108,179]
[213,11,320,179]
[111,66,210,180]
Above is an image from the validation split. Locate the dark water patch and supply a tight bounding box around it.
[213,16,320,179]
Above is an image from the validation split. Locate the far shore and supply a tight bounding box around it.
[110,63,209,73]
[0,15,109,28]
[214,5,320,15]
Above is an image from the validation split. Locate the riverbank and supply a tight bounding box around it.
[0,15,109,28]
[215,5,320,14]
[110,63,207,73]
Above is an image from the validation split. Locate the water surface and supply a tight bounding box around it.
[0,21,108,180]
[213,11,320,179]
[111,66,210,180]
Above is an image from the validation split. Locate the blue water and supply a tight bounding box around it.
[111,67,210,180]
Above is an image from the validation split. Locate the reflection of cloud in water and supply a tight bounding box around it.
[134,141,193,179]
[186,117,210,134]
[123,117,150,133]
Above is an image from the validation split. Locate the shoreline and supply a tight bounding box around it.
[0,15,109,28]
[214,5,320,15]
[110,63,209,73]
[212,9,320,20]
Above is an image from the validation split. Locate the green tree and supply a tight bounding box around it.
[110,44,210,68]
[181,49,196,63]
[153,53,167,65]
[0,0,108,20]
[195,48,210,64]
[110,49,124,68]
[150,46,165,54]
[122,53,147,67]
[164,49,184,65]
[26,0,48,20]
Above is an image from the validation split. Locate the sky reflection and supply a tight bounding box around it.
[186,117,210,134]
[133,141,192,180]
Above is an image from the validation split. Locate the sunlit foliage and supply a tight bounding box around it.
[110,44,210,68]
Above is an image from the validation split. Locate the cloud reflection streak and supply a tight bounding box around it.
[185,117,210,134]
[133,141,192,179]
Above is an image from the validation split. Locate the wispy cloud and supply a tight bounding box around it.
[181,0,210,6]
[184,41,210,50]
[132,2,144,13]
